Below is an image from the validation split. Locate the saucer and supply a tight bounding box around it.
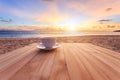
[37,43,61,50]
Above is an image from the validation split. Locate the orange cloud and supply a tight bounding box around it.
[1,2,69,25]
[0,0,120,31]
[65,0,120,28]
[2,0,120,24]
[66,0,120,17]
[34,3,69,24]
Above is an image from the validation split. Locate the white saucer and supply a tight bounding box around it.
[37,43,61,50]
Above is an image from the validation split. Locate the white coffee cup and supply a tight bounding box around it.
[41,37,56,48]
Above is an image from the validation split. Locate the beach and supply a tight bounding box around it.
[0,35,120,54]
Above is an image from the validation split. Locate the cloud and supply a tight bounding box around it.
[0,17,2,19]
[60,0,120,26]
[97,19,112,24]
[98,19,112,22]
[41,0,54,2]
[66,0,120,17]
[107,25,116,28]
[33,3,69,24]
[0,1,69,24]
[106,8,112,11]
[0,0,120,26]
[0,18,13,23]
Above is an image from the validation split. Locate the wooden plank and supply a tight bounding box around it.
[31,50,56,80]
[0,45,37,72]
[63,43,90,80]
[65,43,101,80]
[9,49,51,80]
[76,43,120,80]
[0,43,119,80]
[49,46,70,80]
[72,43,112,80]
[0,43,37,71]
[80,43,120,68]
[0,43,37,61]
[86,43,120,60]
[0,45,38,80]
[10,45,70,80]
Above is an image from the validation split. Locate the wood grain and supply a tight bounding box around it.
[0,43,119,80]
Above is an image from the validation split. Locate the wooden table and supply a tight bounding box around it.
[0,43,120,80]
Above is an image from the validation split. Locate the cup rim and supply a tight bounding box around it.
[41,37,56,39]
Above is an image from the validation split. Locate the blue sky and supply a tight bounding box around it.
[0,0,120,31]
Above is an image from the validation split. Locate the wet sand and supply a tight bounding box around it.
[0,35,120,54]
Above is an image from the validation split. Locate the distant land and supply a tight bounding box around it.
[0,30,35,32]
[0,30,39,34]
[114,30,120,32]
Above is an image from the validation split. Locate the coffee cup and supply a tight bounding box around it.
[41,37,56,48]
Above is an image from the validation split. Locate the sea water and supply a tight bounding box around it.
[0,30,120,38]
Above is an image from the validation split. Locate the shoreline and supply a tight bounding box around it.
[0,35,120,54]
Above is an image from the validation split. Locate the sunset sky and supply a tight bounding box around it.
[0,0,120,31]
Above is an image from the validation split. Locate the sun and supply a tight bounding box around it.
[68,26,76,31]
[59,19,79,31]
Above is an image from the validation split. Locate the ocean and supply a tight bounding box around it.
[0,30,120,38]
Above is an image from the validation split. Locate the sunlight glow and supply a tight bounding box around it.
[59,19,80,31]
[67,25,76,31]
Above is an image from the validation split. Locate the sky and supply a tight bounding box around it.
[0,0,120,31]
